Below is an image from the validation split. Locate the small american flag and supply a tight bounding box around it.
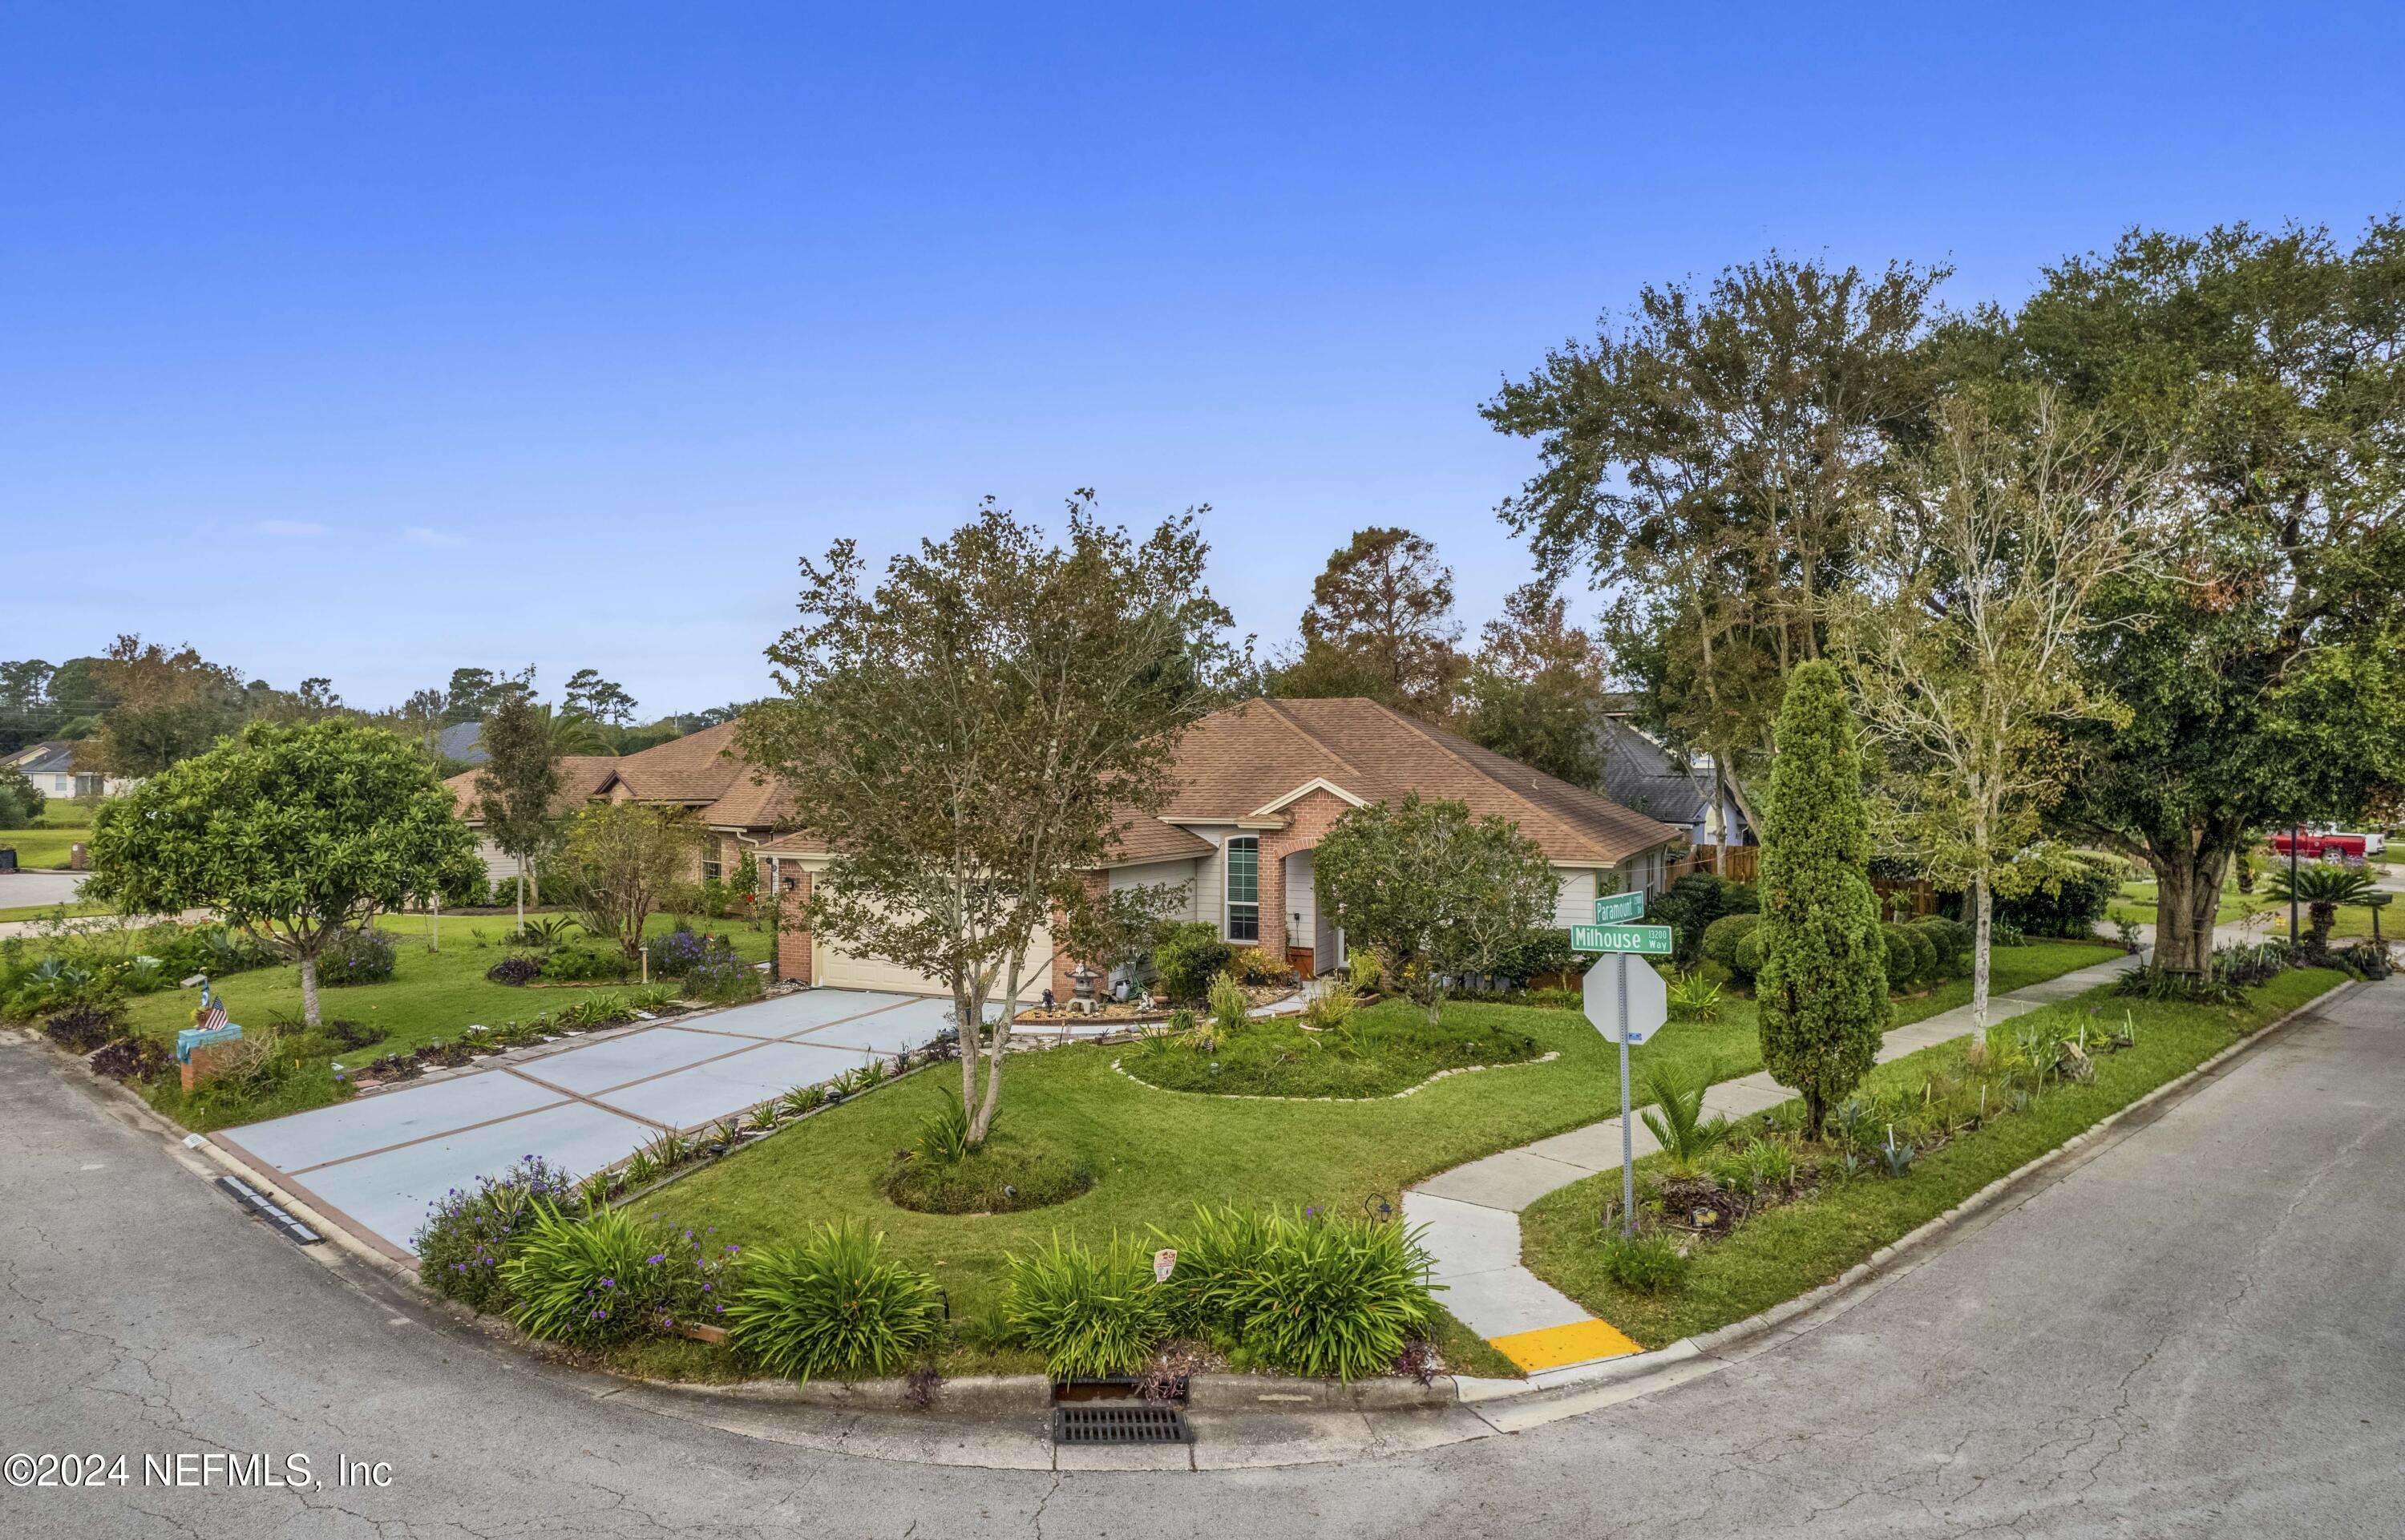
[194,1005,228,1033]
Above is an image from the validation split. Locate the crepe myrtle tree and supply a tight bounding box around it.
[740,493,1246,1147]
[1314,794,1558,1023]
[560,802,709,959]
[1838,386,2164,1034]
[85,718,473,1029]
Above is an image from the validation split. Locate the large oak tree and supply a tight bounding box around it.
[2004,221,2405,974]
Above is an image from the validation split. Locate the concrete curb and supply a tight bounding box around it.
[1461,976,2360,1429]
[31,970,2361,1464]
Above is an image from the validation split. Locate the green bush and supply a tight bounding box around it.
[725,1221,944,1383]
[1004,1235,1169,1380]
[1699,913,1761,973]
[1647,873,1728,965]
[1207,972,1251,1035]
[501,1203,673,1346]
[1498,927,1578,984]
[1878,923,1931,989]
[1154,1205,1437,1381]
[318,926,399,986]
[1991,852,2122,939]
[414,1155,581,1315]
[1731,927,1765,980]
[1599,1231,1688,1295]
[1152,922,1231,1000]
[1911,915,1972,977]
[537,944,631,984]
[1229,946,1282,984]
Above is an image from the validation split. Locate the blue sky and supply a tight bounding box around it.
[4,4,2399,717]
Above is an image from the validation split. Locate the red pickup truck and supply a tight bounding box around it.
[2267,831,2369,860]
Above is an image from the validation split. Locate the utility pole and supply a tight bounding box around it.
[2289,825,2301,946]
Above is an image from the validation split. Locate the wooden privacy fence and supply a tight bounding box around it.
[1665,843,1760,886]
[1661,847,1941,916]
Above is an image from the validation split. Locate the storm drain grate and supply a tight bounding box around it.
[215,1175,322,1246]
[1052,1403,1192,1445]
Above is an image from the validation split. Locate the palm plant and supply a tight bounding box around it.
[2266,862,2377,949]
[1638,1057,1734,1169]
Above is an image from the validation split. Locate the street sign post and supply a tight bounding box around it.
[1593,890,1647,924]
[1581,940,1670,1239]
[1570,922,1672,956]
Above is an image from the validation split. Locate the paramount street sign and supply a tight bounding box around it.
[1570,922,1673,956]
[1592,890,1647,924]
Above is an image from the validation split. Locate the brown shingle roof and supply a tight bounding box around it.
[1158,697,1679,864]
[446,756,619,820]
[601,721,746,802]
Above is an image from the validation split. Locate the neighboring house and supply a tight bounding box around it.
[435,721,488,766]
[1,742,135,801]
[757,697,1683,1000]
[1595,717,1755,849]
[443,721,789,891]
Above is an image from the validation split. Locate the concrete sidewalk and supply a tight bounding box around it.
[1407,956,2139,1378]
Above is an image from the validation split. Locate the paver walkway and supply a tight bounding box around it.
[1406,956,2140,1380]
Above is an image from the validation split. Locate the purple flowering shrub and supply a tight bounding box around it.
[646,927,760,1001]
[414,1155,580,1315]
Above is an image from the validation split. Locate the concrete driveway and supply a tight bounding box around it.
[215,988,972,1259]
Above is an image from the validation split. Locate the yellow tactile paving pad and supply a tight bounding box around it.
[1489,1318,1644,1372]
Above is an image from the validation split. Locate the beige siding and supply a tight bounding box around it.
[1109,859,1203,922]
[1550,867,1600,928]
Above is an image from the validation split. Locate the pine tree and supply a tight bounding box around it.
[1756,661,1889,1138]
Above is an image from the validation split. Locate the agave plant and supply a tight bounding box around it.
[780,1084,825,1118]
[747,1101,781,1132]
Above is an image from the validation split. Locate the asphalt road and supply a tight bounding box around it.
[3,980,2401,1539]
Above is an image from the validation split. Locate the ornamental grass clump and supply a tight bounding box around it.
[725,1220,942,1382]
[1003,1235,1170,1380]
[502,1202,675,1346]
[1157,1204,1439,1381]
[414,1156,582,1316]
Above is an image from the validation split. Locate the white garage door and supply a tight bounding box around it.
[816,922,1054,1003]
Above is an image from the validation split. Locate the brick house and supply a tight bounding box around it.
[753,697,1680,1000]
[444,721,789,895]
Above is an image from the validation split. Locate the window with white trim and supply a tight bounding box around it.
[1224,836,1259,943]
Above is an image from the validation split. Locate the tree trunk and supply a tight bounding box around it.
[2148,849,2227,975]
[968,959,1019,1145]
[430,890,440,953]
[515,859,527,932]
[1803,1086,1825,1143]
[298,953,322,1030]
[1970,873,1993,1039]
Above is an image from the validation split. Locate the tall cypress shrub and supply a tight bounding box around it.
[1756,661,1889,1138]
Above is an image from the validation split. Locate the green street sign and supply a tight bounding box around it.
[1592,891,1647,924]
[1570,922,1673,956]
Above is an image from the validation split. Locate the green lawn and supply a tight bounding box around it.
[0,827,86,870]
[633,941,2117,1379]
[1518,966,2347,1349]
[95,912,774,1130]
[2109,874,2274,931]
